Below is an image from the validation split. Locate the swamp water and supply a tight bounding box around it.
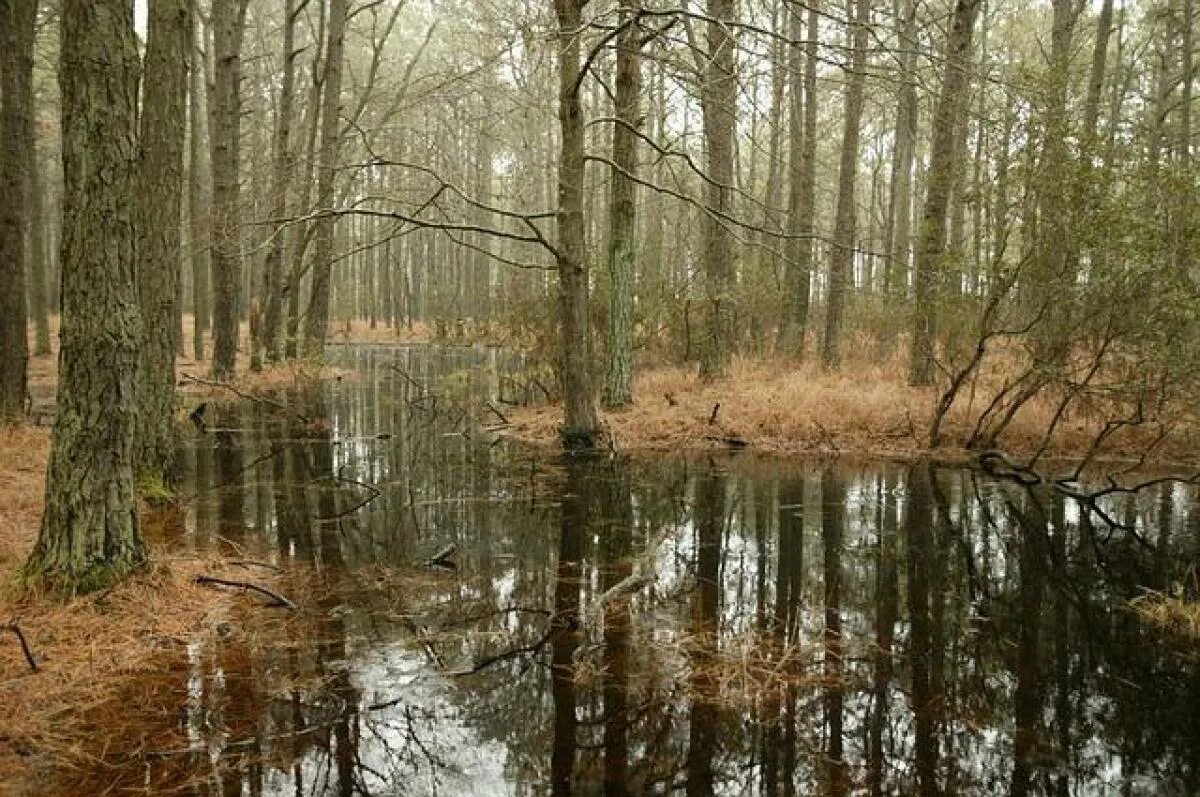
[55,345,1200,795]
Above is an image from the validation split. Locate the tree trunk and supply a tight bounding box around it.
[1083,0,1115,150]
[884,0,918,297]
[602,0,643,409]
[777,0,817,355]
[190,8,210,362]
[135,0,192,478]
[302,0,348,357]
[908,0,981,386]
[0,0,36,422]
[553,0,600,448]
[698,0,737,380]
[285,2,327,359]
[24,0,146,592]
[29,132,51,358]
[208,0,249,379]
[260,0,301,363]
[821,0,870,369]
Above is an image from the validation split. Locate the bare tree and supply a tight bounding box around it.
[908,0,982,386]
[190,6,211,362]
[258,0,304,364]
[303,0,349,357]
[777,0,819,356]
[602,0,645,408]
[698,0,738,380]
[554,0,600,447]
[209,0,250,379]
[821,0,871,369]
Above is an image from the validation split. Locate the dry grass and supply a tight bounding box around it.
[505,348,1200,465]
[1131,591,1200,640]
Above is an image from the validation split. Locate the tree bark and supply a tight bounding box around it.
[908,0,981,386]
[883,0,918,298]
[285,0,327,359]
[208,0,249,379]
[777,0,818,356]
[0,0,36,422]
[302,0,348,357]
[259,0,302,363]
[24,0,146,592]
[190,8,210,362]
[1083,0,1115,150]
[698,0,737,380]
[135,0,192,478]
[29,130,51,358]
[553,0,600,448]
[821,0,871,369]
[602,0,644,409]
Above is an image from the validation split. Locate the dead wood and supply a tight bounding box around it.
[4,622,38,673]
[194,575,297,610]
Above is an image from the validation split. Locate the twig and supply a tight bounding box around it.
[194,575,297,610]
[229,559,283,573]
[5,622,38,673]
[423,544,457,569]
[485,401,510,426]
[313,473,382,521]
[180,372,310,423]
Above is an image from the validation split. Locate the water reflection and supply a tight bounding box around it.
[54,345,1200,795]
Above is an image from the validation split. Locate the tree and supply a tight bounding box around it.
[554,0,600,448]
[24,0,146,592]
[302,0,349,357]
[698,0,737,380]
[135,0,192,478]
[602,0,644,408]
[821,0,871,369]
[908,0,981,386]
[882,0,919,297]
[258,0,303,364]
[209,0,250,379]
[0,0,37,422]
[189,6,211,362]
[777,0,819,356]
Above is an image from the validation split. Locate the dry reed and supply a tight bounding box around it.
[505,348,1200,466]
[1131,591,1200,640]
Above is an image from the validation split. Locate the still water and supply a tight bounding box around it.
[64,345,1200,795]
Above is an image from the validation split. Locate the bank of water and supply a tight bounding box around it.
[53,345,1200,795]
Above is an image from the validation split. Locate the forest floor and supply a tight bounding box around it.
[0,423,307,789]
[502,353,1200,471]
[3,323,316,791]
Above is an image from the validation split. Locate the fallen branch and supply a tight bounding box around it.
[180,372,310,423]
[5,621,38,673]
[485,401,510,426]
[423,544,457,570]
[194,575,297,610]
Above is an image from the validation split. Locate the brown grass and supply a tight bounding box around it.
[505,348,1200,466]
[1131,591,1200,640]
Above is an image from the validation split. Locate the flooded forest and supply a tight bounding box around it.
[1,0,1199,795]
